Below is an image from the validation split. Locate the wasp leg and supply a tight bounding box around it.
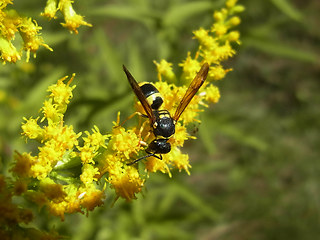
[116,111,148,128]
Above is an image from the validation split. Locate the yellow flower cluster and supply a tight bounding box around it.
[0,0,92,64]
[41,0,92,34]
[0,0,52,63]
[97,113,145,201]
[12,74,108,220]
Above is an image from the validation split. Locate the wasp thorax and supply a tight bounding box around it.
[153,110,175,138]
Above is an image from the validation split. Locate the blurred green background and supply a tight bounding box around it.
[1,0,320,239]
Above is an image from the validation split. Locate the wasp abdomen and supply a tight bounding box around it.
[140,83,163,110]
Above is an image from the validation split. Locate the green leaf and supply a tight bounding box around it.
[270,0,303,22]
[243,37,319,64]
[163,1,222,27]
[88,5,160,24]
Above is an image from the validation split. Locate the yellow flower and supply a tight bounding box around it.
[1,9,20,40]
[108,166,144,201]
[145,156,172,177]
[58,0,92,34]
[193,28,217,50]
[0,36,21,63]
[21,117,43,140]
[19,17,53,62]
[109,125,141,160]
[170,123,195,147]
[41,0,58,19]
[202,84,220,103]
[207,65,230,81]
[80,164,100,184]
[179,52,202,82]
[82,125,108,151]
[167,148,191,175]
[79,184,105,212]
[153,59,176,82]
[47,73,76,110]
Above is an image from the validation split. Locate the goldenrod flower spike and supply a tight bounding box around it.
[12,74,109,221]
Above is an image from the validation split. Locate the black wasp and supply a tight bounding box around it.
[123,63,209,165]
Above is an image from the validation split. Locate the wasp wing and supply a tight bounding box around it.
[173,63,209,122]
[123,65,156,122]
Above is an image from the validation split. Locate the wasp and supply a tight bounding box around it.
[123,63,209,165]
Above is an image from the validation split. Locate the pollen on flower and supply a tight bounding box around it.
[18,17,53,62]
[108,166,144,201]
[170,123,195,147]
[41,99,62,123]
[82,126,108,150]
[48,74,76,107]
[80,187,104,212]
[145,156,172,177]
[169,148,191,175]
[80,164,100,184]
[109,126,141,160]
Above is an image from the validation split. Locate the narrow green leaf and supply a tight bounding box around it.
[270,0,303,22]
[88,5,160,24]
[163,1,221,27]
[243,37,319,64]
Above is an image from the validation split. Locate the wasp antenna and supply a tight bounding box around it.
[126,153,157,166]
